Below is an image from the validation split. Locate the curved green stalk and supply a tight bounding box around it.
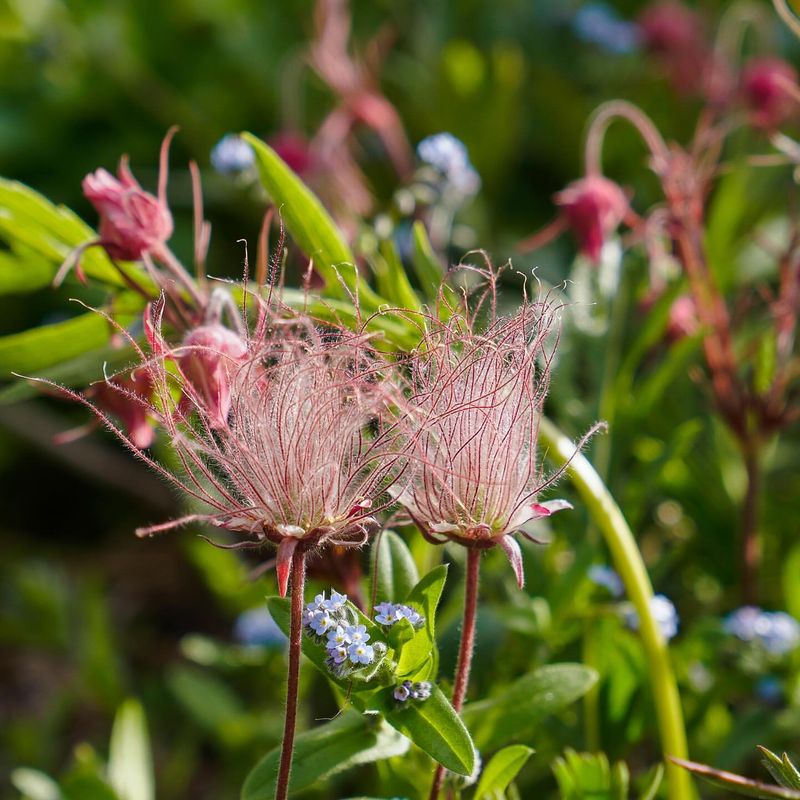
[539,417,692,800]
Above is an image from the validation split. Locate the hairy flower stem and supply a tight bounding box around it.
[275,549,307,800]
[428,548,480,800]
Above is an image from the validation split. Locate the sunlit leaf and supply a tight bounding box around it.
[241,711,409,800]
[474,745,534,799]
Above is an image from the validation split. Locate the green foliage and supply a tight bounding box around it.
[108,700,154,800]
[474,745,534,799]
[370,529,420,606]
[462,664,598,750]
[241,711,409,800]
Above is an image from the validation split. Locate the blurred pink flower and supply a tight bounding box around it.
[394,297,574,588]
[741,58,798,131]
[269,131,314,176]
[667,294,700,340]
[82,129,176,261]
[555,175,629,263]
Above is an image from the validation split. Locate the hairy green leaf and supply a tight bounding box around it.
[371,529,420,605]
[243,134,381,310]
[383,684,475,776]
[672,757,800,799]
[462,664,597,750]
[396,565,448,681]
[241,711,409,800]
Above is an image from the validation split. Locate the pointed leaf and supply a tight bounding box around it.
[396,565,448,680]
[371,529,420,605]
[108,699,154,800]
[671,757,800,799]
[475,745,534,799]
[382,684,475,776]
[242,134,381,309]
[462,664,598,750]
[10,769,64,800]
[241,710,409,800]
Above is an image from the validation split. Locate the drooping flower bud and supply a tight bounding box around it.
[554,175,629,263]
[178,324,248,428]
[667,294,700,341]
[741,58,798,131]
[82,159,173,261]
[268,131,313,176]
[93,369,155,449]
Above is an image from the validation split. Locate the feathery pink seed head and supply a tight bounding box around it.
[126,309,404,596]
[394,300,571,587]
[554,175,628,263]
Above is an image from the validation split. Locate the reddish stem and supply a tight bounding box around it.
[275,549,306,800]
[740,442,761,605]
[428,548,480,800]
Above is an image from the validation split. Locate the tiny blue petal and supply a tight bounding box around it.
[211,134,255,174]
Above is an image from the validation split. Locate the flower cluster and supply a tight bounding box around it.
[724,607,800,656]
[588,564,624,598]
[416,132,480,197]
[211,133,256,175]
[374,602,425,629]
[624,594,679,641]
[234,607,287,649]
[303,591,388,674]
[572,3,641,55]
[393,679,432,704]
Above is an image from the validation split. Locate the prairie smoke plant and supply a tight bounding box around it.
[395,289,592,800]
[62,303,405,800]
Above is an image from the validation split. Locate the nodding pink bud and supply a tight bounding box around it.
[268,132,313,176]
[667,294,699,340]
[741,58,798,131]
[638,1,704,56]
[554,176,628,263]
[82,160,173,261]
[178,325,248,428]
[94,370,155,449]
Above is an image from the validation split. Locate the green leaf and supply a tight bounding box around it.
[475,745,534,799]
[0,178,137,288]
[383,684,475,776]
[166,665,244,735]
[371,529,420,605]
[0,247,54,295]
[759,748,800,791]
[266,596,392,692]
[672,757,800,799]
[242,133,381,309]
[0,293,144,378]
[553,750,628,800]
[639,764,665,800]
[462,664,597,750]
[108,699,154,800]
[372,238,422,312]
[410,221,445,299]
[241,710,409,800]
[0,342,139,404]
[10,769,64,800]
[396,565,448,681]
